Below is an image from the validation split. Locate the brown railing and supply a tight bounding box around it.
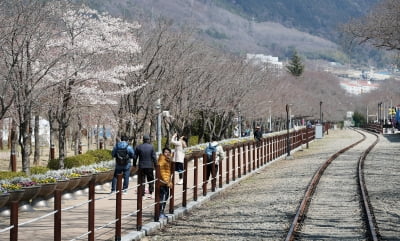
[0,127,315,241]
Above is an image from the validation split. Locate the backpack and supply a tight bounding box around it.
[205,143,217,161]
[116,147,130,165]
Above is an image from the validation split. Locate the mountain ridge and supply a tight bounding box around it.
[84,0,382,65]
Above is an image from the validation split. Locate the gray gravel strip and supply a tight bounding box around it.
[365,133,400,241]
[143,129,364,241]
[299,130,377,240]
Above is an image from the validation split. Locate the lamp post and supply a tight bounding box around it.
[155,98,162,154]
[238,110,241,138]
[319,101,323,124]
[268,100,272,132]
[378,102,382,124]
[286,104,291,157]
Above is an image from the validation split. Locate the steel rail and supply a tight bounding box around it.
[285,129,366,241]
[357,130,380,241]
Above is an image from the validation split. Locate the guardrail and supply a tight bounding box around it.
[364,123,383,134]
[0,127,315,241]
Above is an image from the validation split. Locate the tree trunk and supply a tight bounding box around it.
[0,119,3,150]
[58,125,66,169]
[19,111,32,175]
[33,115,40,165]
[10,119,17,171]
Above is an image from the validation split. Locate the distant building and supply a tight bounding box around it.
[339,79,379,95]
[246,53,283,73]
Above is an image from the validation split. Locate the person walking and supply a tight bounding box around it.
[111,135,135,194]
[133,135,157,199]
[204,138,226,182]
[171,133,187,185]
[254,126,262,144]
[157,147,173,219]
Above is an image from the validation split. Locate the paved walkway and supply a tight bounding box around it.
[0,129,398,241]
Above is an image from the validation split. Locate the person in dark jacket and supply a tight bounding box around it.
[110,135,135,194]
[133,135,157,198]
[254,126,262,143]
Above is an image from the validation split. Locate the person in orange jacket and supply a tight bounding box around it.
[158,147,173,219]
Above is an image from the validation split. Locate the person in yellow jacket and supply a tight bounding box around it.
[158,147,173,219]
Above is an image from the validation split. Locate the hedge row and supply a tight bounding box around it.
[47,149,112,170]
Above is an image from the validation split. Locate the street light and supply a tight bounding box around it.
[319,101,323,124]
[286,104,292,157]
[268,100,272,132]
[155,98,162,154]
[238,110,242,138]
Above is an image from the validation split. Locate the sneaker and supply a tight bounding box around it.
[177,179,183,185]
[110,190,115,194]
[159,214,167,219]
[146,194,153,199]
[122,189,127,195]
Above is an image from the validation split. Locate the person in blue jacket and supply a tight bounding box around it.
[110,135,135,194]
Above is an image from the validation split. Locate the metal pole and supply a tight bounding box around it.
[238,111,241,137]
[286,104,291,157]
[156,98,162,154]
[319,101,323,124]
[268,101,272,132]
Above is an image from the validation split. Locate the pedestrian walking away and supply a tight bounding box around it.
[111,135,135,194]
[171,133,187,185]
[133,135,157,199]
[204,137,226,182]
[157,147,173,219]
[254,125,262,144]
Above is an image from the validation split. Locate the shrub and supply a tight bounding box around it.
[0,171,27,180]
[86,149,112,163]
[47,154,97,170]
[30,166,50,175]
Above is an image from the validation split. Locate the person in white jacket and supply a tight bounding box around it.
[171,133,187,185]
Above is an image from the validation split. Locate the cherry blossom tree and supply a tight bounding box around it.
[42,1,142,169]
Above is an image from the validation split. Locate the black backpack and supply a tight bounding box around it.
[116,147,130,165]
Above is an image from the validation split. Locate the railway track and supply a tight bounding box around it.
[285,129,380,241]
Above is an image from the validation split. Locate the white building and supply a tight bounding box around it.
[246,53,283,72]
[339,79,379,95]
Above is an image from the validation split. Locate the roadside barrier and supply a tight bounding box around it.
[0,127,315,240]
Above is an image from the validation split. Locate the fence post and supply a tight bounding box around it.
[202,154,207,196]
[242,144,247,175]
[232,146,236,181]
[115,174,122,241]
[237,144,242,178]
[225,148,230,184]
[247,143,251,173]
[183,158,188,207]
[211,152,216,192]
[193,155,198,201]
[136,169,143,231]
[88,176,95,241]
[154,164,160,222]
[169,159,175,214]
[54,189,62,241]
[218,152,223,188]
[10,201,18,241]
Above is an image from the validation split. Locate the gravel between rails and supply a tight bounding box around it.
[299,130,377,240]
[364,133,400,241]
[144,129,363,241]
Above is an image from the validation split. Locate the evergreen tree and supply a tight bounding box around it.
[286,51,304,77]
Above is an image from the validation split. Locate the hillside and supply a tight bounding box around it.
[84,0,382,65]
[216,0,380,39]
